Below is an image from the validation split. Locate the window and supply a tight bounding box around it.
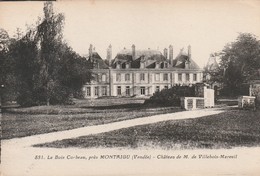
[155,73,160,81]
[140,73,145,81]
[126,86,130,96]
[94,87,99,96]
[116,62,121,69]
[117,86,121,96]
[163,73,168,81]
[156,62,160,69]
[125,74,130,81]
[116,73,121,82]
[102,74,106,82]
[95,74,99,82]
[156,86,160,92]
[102,86,107,96]
[140,87,145,95]
[178,73,182,81]
[164,85,168,89]
[165,63,168,68]
[186,73,190,81]
[86,87,91,96]
[193,73,197,81]
[126,63,130,69]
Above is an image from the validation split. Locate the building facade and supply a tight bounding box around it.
[83,44,203,98]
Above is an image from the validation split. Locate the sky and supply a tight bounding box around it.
[1,0,260,67]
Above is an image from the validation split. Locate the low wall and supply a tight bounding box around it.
[238,96,255,109]
[181,85,215,110]
[181,97,205,110]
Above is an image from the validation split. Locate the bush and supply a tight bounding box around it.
[144,85,195,107]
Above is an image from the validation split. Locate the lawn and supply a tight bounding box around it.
[34,108,260,150]
[1,98,181,139]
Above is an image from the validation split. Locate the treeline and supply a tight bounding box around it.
[0,2,91,106]
[205,33,260,97]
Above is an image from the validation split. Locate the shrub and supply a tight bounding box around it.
[144,85,195,107]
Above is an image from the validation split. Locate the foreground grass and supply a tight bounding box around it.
[1,98,181,139]
[35,108,260,150]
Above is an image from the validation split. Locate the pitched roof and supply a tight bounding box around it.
[110,47,201,70]
[87,52,109,69]
[112,49,168,68]
[173,53,200,69]
[118,49,162,58]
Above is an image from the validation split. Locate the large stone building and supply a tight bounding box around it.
[83,44,203,98]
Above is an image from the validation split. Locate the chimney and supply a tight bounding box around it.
[188,45,191,61]
[163,48,168,59]
[89,44,93,61]
[185,45,191,69]
[169,45,173,65]
[107,44,112,66]
[132,44,136,60]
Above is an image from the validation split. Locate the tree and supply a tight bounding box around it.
[36,2,65,105]
[218,33,260,96]
[11,30,40,106]
[0,29,19,104]
[4,2,91,106]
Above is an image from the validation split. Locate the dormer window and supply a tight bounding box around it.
[126,62,130,69]
[116,61,121,69]
[164,63,168,68]
[156,62,160,69]
[102,74,106,82]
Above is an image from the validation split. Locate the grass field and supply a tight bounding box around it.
[34,108,260,150]
[1,98,181,139]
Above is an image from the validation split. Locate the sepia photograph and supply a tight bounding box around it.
[0,0,260,175]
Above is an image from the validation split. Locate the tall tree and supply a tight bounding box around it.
[5,2,91,106]
[0,29,20,104]
[37,2,65,105]
[218,33,260,95]
[13,29,40,105]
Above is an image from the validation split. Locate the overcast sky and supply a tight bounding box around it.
[1,0,260,67]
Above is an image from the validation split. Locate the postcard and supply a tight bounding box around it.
[1,0,260,175]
